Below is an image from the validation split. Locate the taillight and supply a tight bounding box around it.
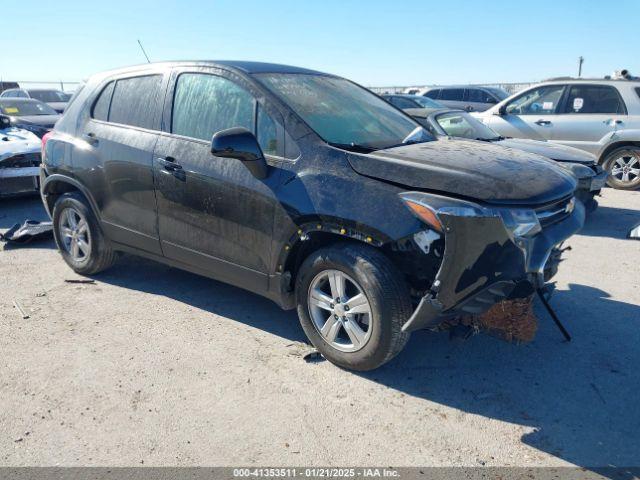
[41,131,52,162]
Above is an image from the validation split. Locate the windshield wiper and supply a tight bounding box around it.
[328,142,376,153]
[475,136,504,142]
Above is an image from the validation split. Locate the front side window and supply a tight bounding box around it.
[256,74,431,150]
[506,85,565,115]
[435,111,500,140]
[257,104,278,156]
[563,85,626,114]
[108,75,162,129]
[172,73,254,142]
[467,88,497,104]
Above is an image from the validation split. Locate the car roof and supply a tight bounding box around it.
[536,78,640,86]
[96,60,332,78]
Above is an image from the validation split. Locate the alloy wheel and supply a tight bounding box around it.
[307,269,373,352]
[609,151,640,186]
[59,207,91,262]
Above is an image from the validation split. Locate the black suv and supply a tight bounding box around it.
[41,61,584,370]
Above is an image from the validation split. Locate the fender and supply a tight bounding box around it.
[595,130,640,162]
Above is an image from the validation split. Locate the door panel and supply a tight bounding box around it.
[153,135,282,289]
[485,84,566,141]
[548,84,627,154]
[153,70,286,292]
[74,120,162,254]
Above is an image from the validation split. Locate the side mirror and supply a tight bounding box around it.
[495,105,507,116]
[210,127,268,180]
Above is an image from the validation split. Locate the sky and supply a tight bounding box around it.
[2,0,639,88]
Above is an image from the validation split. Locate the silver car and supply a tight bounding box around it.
[475,78,640,190]
[419,85,509,112]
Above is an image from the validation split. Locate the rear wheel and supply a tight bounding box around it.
[295,243,412,371]
[52,192,118,275]
[603,147,640,190]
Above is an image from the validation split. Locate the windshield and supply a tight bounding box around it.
[255,74,433,150]
[435,111,501,140]
[28,90,70,103]
[0,99,58,116]
[411,96,443,108]
[484,87,509,100]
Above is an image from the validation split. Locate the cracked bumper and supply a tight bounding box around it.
[402,200,585,332]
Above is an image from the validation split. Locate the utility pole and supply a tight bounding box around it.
[578,56,584,78]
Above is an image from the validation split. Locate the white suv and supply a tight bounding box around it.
[475,79,640,189]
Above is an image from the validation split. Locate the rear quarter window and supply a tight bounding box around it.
[108,75,162,129]
[91,82,115,121]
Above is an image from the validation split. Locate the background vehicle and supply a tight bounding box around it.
[0,115,41,197]
[0,98,60,137]
[382,94,442,110]
[0,88,71,113]
[475,77,640,190]
[418,85,509,112]
[41,61,583,371]
[408,106,607,212]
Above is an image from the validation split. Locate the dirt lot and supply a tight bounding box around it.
[1,189,639,468]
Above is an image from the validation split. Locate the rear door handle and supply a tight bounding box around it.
[83,132,99,145]
[535,120,551,126]
[156,156,182,172]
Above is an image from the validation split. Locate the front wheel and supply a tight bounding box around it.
[603,147,640,190]
[295,243,412,371]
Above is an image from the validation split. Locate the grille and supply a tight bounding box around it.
[534,196,574,228]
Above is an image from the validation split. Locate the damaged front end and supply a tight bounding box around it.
[399,192,585,334]
[0,125,42,197]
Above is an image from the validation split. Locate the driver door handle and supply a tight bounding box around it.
[156,156,182,171]
[535,119,551,126]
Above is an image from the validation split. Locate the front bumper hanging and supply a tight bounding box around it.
[402,200,585,333]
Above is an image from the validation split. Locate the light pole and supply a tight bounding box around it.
[578,56,584,78]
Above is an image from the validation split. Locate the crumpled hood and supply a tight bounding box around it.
[0,128,41,162]
[347,138,577,205]
[496,138,596,164]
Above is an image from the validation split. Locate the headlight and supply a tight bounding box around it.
[399,192,541,240]
[495,208,541,238]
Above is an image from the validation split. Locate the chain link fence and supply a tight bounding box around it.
[368,82,536,95]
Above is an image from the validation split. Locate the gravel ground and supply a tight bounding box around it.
[0,188,639,468]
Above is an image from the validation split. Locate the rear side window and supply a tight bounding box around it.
[92,82,115,121]
[172,73,254,142]
[563,85,626,114]
[440,88,464,101]
[108,75,162,129]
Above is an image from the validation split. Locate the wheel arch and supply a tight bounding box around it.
[42,174,101,220]
[598,141,640,164]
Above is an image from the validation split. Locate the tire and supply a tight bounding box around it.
[602,147,640,190]
[295,242,412,371]
[52,192,118,275]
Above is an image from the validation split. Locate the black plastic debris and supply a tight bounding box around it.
[0,220,53,244]
[303,350,325,364]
